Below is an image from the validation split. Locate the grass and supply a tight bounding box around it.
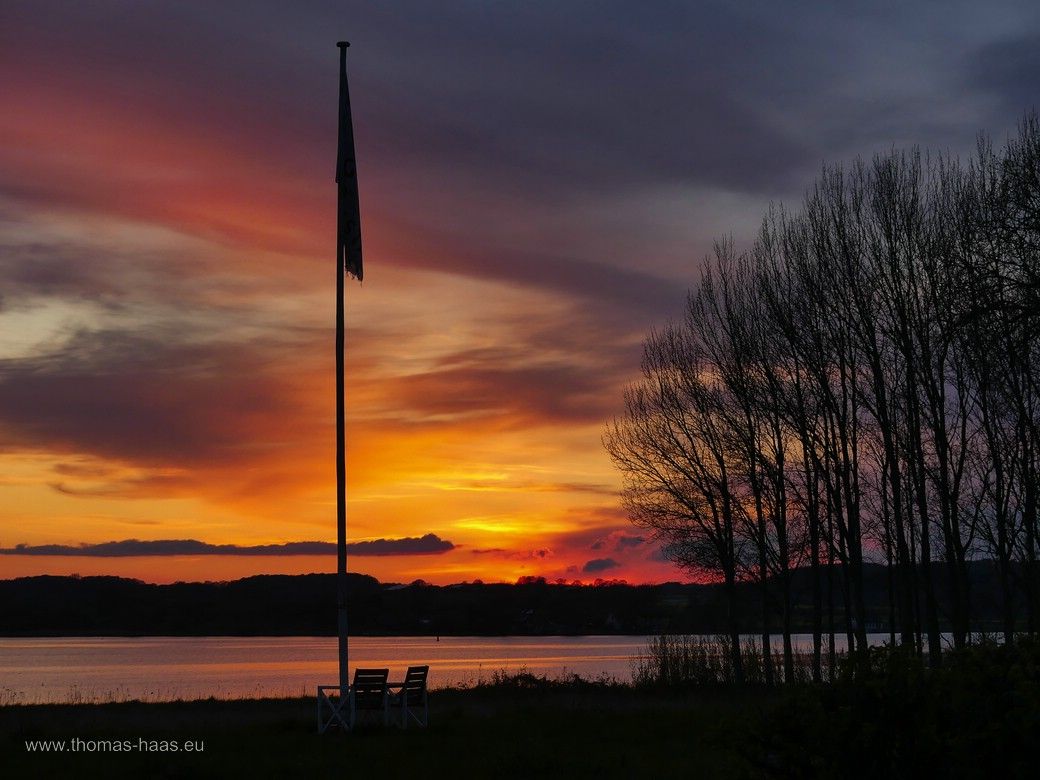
[632,634,838,687]
[1,681,764,779]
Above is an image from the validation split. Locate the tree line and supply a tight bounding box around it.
[605,113,1040,683]
[1,571,954,636]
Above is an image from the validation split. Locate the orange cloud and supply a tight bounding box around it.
[0,9,691,588]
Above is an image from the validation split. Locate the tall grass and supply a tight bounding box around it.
[448,666,624,692]
[632,634,839,687]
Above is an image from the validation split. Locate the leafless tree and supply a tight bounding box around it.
[607,112,1040,681]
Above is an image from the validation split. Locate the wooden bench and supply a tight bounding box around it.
[317,667,390,732]
[390,665,430,729]
[349,667,390,728]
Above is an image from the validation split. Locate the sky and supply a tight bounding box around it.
[1,1,1038,585]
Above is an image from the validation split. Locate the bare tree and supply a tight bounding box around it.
[604,318,747,682]
[607,112,1040,683]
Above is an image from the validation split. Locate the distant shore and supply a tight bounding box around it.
[0,565,1020,637]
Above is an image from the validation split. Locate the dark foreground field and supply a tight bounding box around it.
[4,640,1038,779]
[1,685,757,779]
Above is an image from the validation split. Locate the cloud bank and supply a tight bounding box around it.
[0,534,455,557]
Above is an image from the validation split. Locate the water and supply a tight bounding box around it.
[0,633,896,704]
[0,636,647,704]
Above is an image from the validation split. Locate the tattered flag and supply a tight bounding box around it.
[336,44,363,281]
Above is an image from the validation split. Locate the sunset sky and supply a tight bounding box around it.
[2,1,1037,584]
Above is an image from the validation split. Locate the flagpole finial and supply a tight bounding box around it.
[337,41,350,48]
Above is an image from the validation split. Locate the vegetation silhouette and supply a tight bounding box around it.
[606,112,1040,681]
[0,562,1029,637]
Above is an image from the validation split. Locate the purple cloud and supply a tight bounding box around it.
[582,557,621,574]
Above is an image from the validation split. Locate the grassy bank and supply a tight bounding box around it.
[2,682,760,779]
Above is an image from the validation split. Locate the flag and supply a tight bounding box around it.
[336,44,363,282]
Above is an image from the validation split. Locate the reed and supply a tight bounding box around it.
[632,634,837,687]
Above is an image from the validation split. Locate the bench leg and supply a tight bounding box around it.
[317,687,351,734]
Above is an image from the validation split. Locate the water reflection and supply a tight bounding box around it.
[0,634,894,704]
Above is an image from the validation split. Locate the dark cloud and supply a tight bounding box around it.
[967,33,1040,112]
[7,0,1031,326]
[615,534,646,550]
[3,1,814,196]
[588,531,645,554]
[471,548,552,560]
[346,533,456,556]
[553,522,648,557]
[385,233,685,320]
[393,361,619,426]
[0,215,247,316]
[0,534,454,557]
[387,330,643,430]
[648,545,674,564]
[551,519,632,552]
[0,242,121,307]
[582,557,621,574]
[0,1,874,327]
[0,328,312,470]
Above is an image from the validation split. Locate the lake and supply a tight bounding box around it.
[0,633,887,704]
[0,636,649,704]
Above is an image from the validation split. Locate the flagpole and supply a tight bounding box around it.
[317,39,362,732]
[335,39,350,698]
